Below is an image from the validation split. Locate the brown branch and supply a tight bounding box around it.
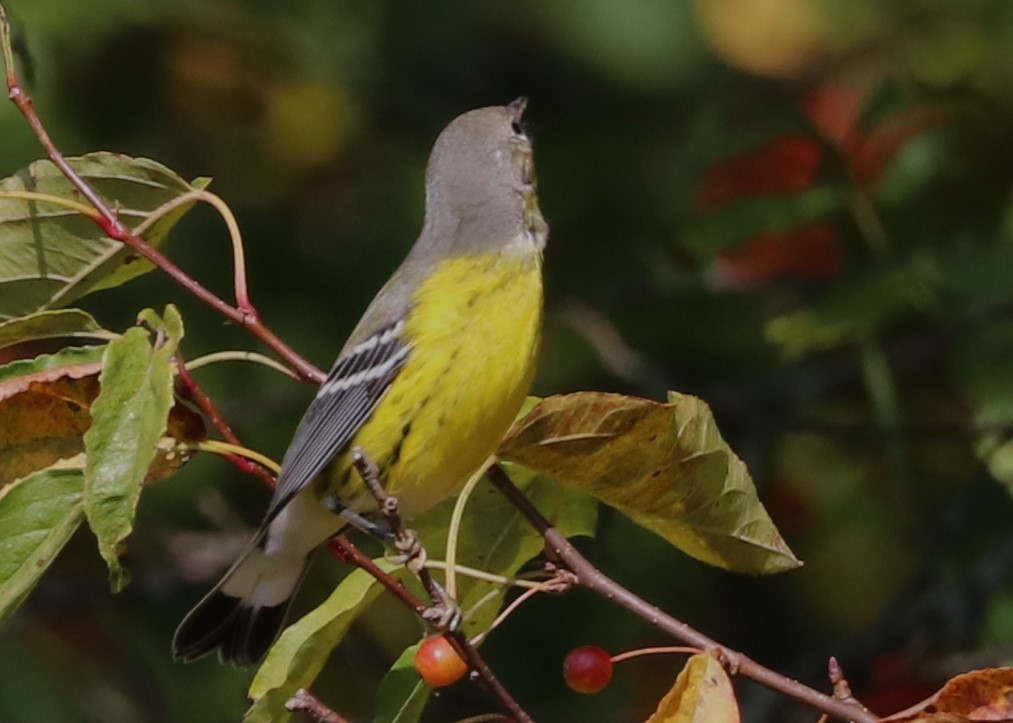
[351,448,450,611]
[325,537,426,614]
[284,688,349,723]
[351,448,534,723]
[486,463,880,723]
[0,5,322,385]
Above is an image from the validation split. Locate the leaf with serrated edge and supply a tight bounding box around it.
[83,306,183,590]
[646,653,740,723]
[0,153,210,320]
[0,466,85,623]
[499,391,800,575]
[0,309,113,351]
[373,643,431,723]
[245,563,399,723]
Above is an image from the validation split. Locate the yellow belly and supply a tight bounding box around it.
[330,250,542,519]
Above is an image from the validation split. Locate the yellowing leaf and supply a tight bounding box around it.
[0,341,203,492]
[0,352,102,488]
[887,667,1013,722]
[0,153,210,320]
[646,653,739,723]
[499,391,800,575]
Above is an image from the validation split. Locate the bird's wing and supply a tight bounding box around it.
[266,319,410,519]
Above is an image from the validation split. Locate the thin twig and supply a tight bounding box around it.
[175,353,279,488]
[0,6,322,384]
[130,187,253,314]
[351,447,449,612]
[351,447,534,723]
[471,571,576,646]
[284,688,349,723]
[486,463,880,723]
[184,350,300,380]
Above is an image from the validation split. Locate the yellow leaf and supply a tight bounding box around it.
[646,653,739,723]
[499,391,800,574]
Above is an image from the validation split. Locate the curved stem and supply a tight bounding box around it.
[131,187,253,313]
[188,439,281,474]
[185,350,300,380]
[444,459,492,600]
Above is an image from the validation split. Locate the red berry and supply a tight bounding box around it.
[414,636,468,687]
[563,645,613,694]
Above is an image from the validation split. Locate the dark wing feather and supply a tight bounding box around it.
[266,320,410,518]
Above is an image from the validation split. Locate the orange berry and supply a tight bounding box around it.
[414,636,468,687]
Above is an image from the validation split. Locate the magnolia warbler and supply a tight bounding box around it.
[173,99,547,666]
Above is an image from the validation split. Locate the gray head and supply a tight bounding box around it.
[416,98,546,257]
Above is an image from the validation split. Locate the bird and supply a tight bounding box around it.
[173,98,547,667]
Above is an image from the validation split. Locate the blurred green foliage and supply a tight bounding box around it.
[2,0,1013,720]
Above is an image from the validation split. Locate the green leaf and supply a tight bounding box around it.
[0,466,85,623]
[245,562,398,723]
[0,309,113,351]
[83,306,183,591]
[373,643,430,723]
[766,254,942,360]
[499,391,800,575]
[0,153,210,320]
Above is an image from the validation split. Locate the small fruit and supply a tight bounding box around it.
[563,645,614,694]
[414,635,468,687]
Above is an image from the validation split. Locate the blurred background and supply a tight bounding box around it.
[2,0,1013,721]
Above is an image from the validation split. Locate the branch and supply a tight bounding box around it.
[351,448,534,723]
[0,5,322,384]
[486,463,880,723]
[284,688,349,723]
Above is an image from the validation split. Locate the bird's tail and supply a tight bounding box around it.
[173,536,309,667]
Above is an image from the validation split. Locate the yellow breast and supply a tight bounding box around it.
[337,249,542,519]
